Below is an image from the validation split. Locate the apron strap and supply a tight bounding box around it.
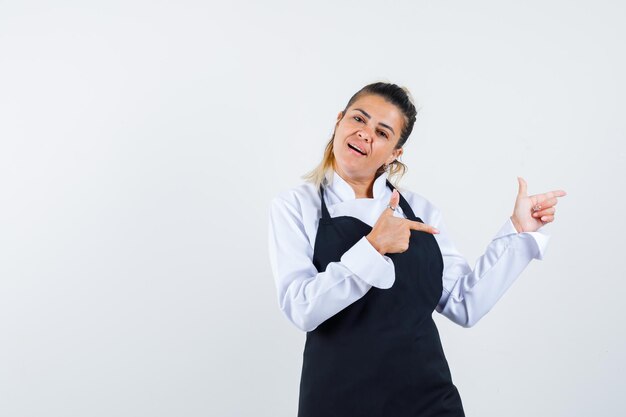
[319,183,331,220]
[385,180,422,223]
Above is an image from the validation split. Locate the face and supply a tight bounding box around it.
[332,94,405,182]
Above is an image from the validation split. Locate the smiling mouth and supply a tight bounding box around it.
[348,143,367,156]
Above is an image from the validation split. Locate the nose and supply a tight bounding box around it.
[357,130,370,142]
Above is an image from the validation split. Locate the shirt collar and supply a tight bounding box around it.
[327,170,389,201]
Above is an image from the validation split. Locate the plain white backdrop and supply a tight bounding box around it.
[1,1,624,416]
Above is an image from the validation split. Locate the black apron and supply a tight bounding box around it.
[297,179,465,417]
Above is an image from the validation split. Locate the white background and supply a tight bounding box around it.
[1,1,624,416]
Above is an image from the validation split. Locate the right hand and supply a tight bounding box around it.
[366,189,440,255]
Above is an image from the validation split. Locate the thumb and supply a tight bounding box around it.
[517,176,528,198]
[383,189,400,215]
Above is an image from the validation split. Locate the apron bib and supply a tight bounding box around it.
[297,179,465,417]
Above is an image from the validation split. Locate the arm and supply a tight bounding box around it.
[268,196,396,332]
[434,211,550,328]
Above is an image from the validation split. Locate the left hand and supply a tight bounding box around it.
[510,177,567,233]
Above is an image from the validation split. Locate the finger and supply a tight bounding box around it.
[534,189,567,202]
[530,191,558,210]
[549,189,567,197]
[517,177,528,198]
[532,195,559,208]
[542,190,567,200]
[539,214,555,223]
[407,219,439,234]
[532,207,555,217]
[383,189,400,215]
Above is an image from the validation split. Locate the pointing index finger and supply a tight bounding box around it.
[534,189,567,204]
[406,219,439,234]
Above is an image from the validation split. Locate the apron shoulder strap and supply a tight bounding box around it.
[319,183,330,220]
[385,179,422,223]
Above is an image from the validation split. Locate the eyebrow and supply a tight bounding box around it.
[353,108,396,135]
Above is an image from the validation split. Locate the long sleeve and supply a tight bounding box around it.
[433,210,550,328]
[268,196,396,332]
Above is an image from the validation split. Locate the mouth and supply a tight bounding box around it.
[347,142,367,156]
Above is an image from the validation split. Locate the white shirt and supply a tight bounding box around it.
[268,170,550,332]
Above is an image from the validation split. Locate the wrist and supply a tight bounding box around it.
[366,233,385,255]
[510,215,523,233]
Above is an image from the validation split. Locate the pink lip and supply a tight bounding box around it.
[348,147,364,157]
[347,142,367,156]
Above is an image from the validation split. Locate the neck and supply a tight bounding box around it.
[335,167,376,199]
[351,180,374,199]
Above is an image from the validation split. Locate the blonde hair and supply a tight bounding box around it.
[302,82,416,190]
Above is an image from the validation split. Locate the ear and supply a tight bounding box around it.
[336,111,343,124]
[386,147,403,165]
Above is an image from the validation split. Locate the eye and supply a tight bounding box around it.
[353,116,364,122]
[378,130,388,138]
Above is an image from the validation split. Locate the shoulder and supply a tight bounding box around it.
[272,181,319,209]
[395,186,443,226]
[270,181,321,222]
[269,182,322,244]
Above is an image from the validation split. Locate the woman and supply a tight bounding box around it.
[268,82,566,416]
